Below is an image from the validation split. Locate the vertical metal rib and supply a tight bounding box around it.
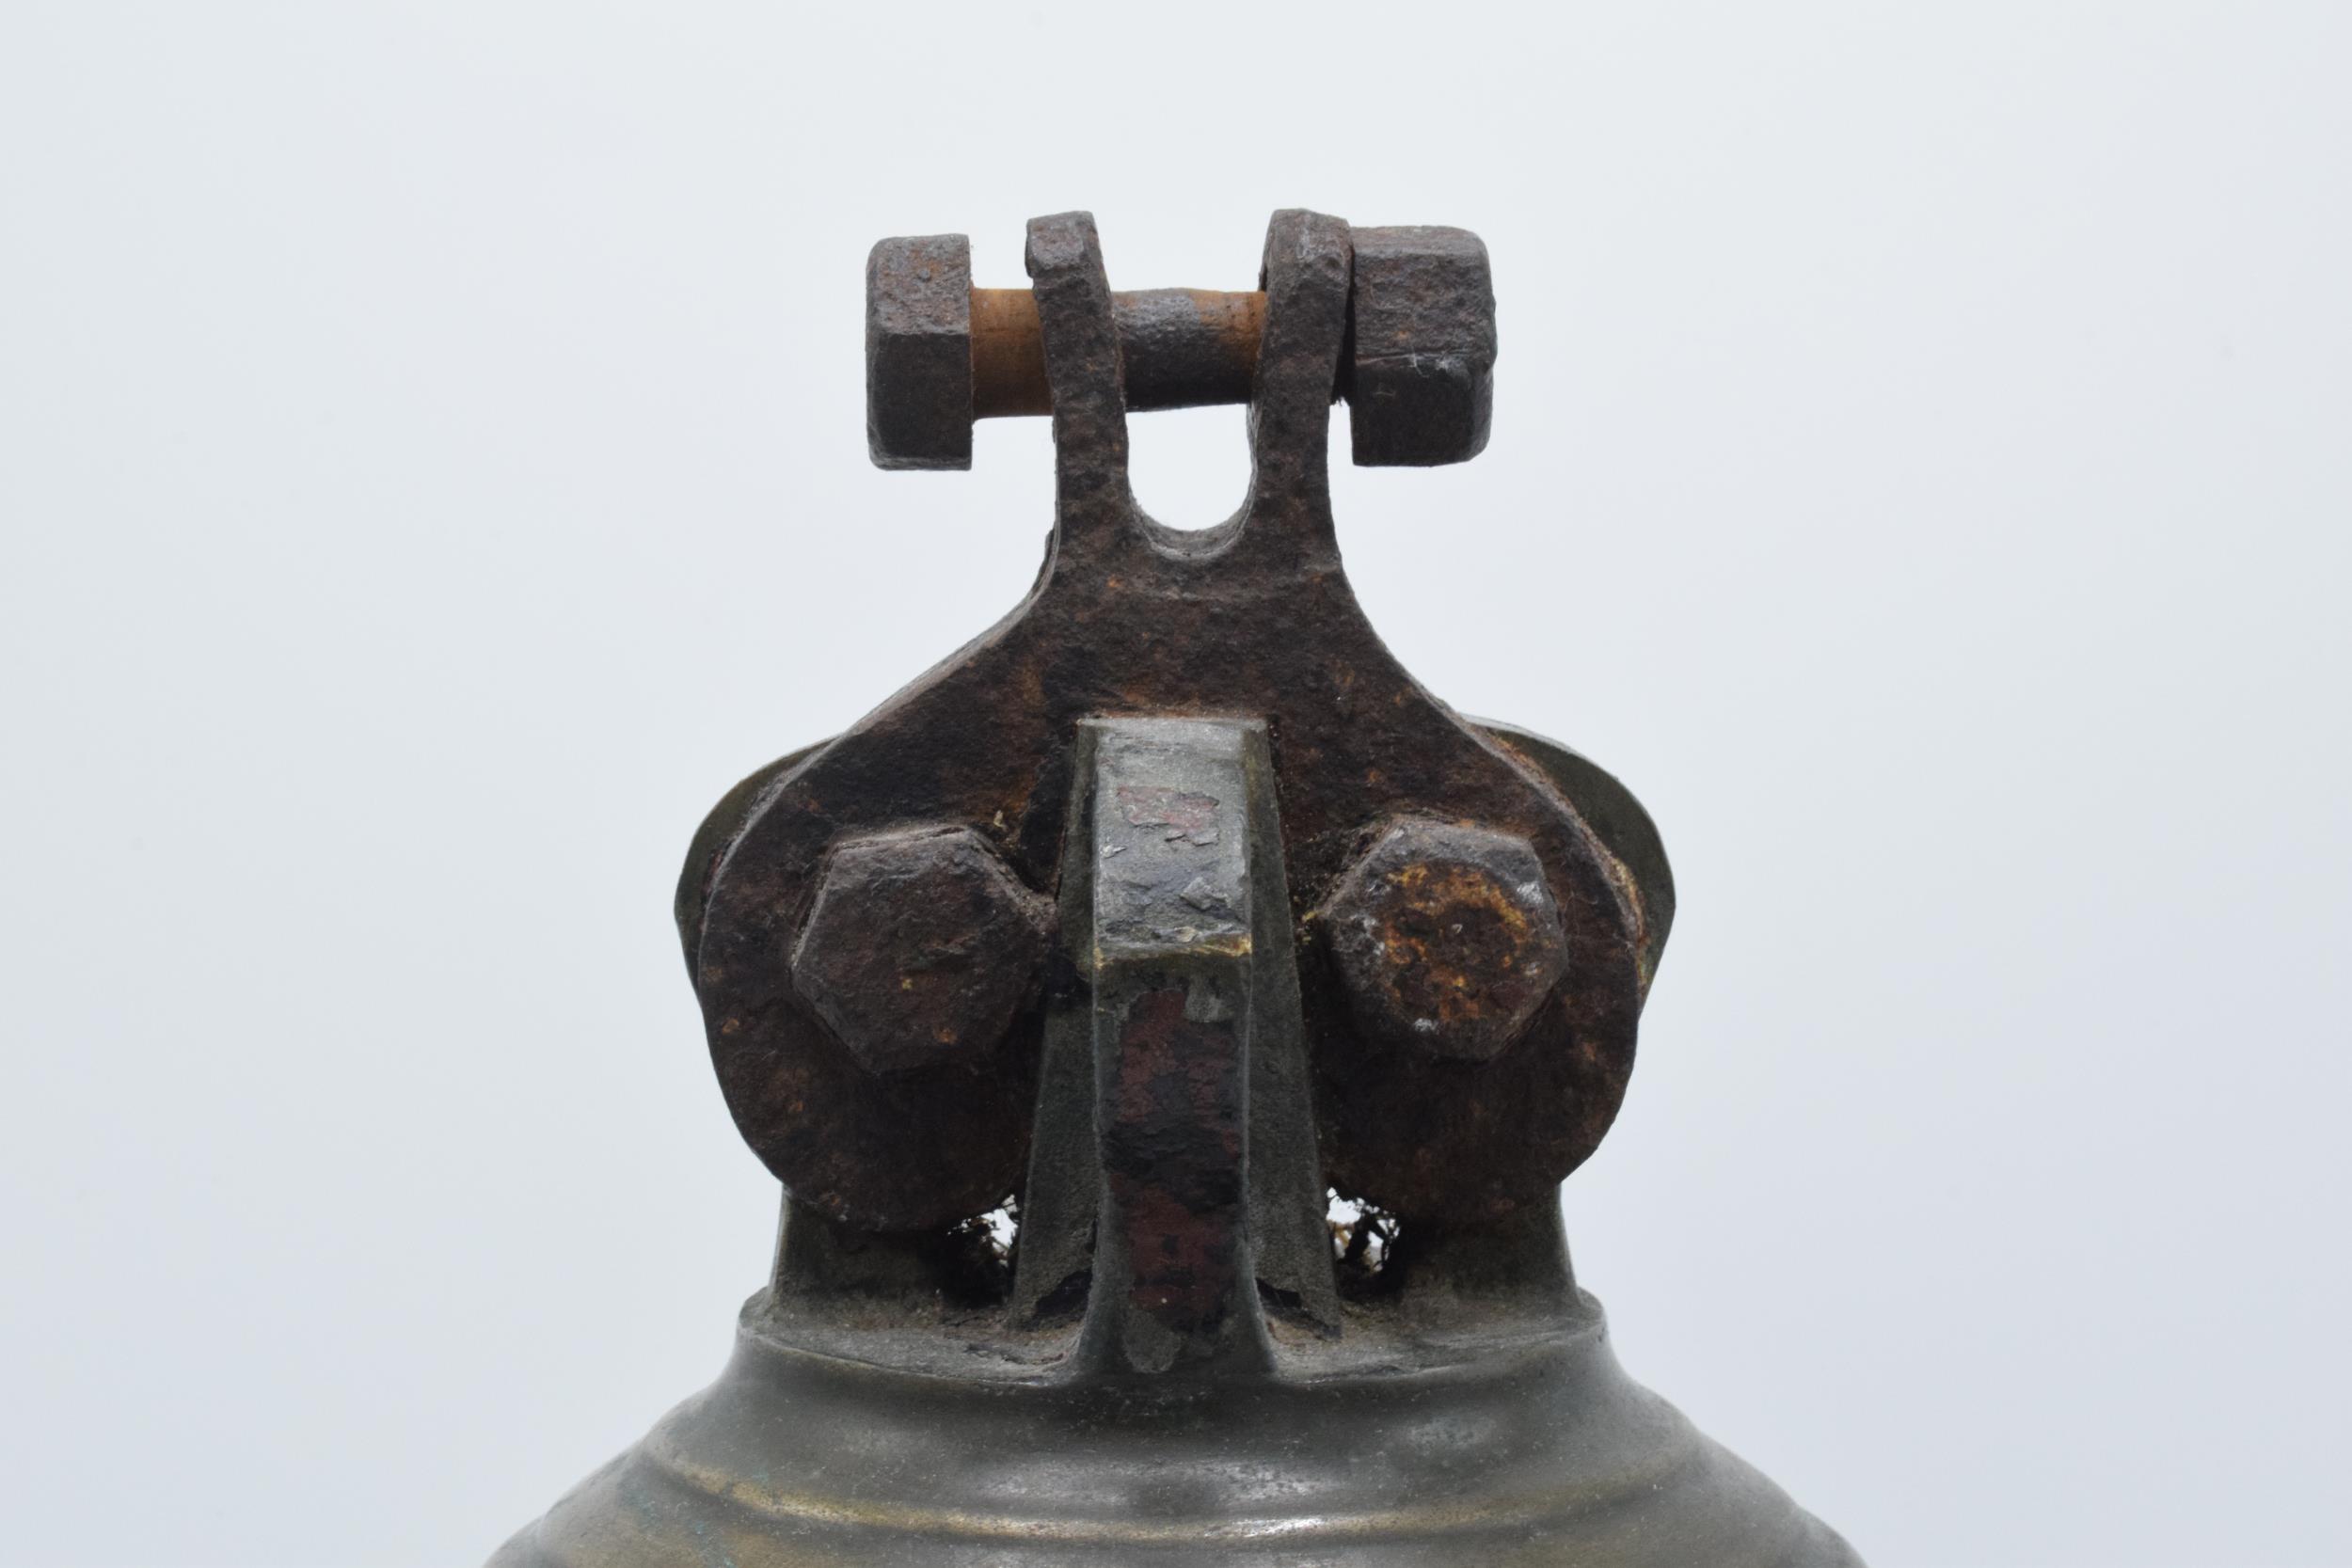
[1077,719,1271,1373]
[1012,717,1336,1369]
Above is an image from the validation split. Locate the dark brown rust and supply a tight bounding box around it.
[1314,818,1570,1063]
[1099,287,1266,413]
[866,234,974,470]
[1347,226,1497,466]
[1065,717,1280,1372]
[789,826,1055,1078]
[1098,988,1251,1354]
[698,212,1646,1233]
[866,223,1494,468]
[755,826,1052,1225]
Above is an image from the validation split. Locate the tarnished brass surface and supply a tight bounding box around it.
[491,1268,1858,1568]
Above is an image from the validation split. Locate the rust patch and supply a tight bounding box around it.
[698,212,1644,1233]
[792,829,1055,1075]
[1101,988,1247,1337]
[1316,819,1569,1064]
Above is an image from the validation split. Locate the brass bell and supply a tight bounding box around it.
[490,211,1862,1567]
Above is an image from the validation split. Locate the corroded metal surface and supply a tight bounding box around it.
[1316,817,1570,1062]
[866,219,1498,468]
[969,286,1268,419]
[704,210,1645,1233]
[496,209,1862,1567]
[789,826,1053,1078]
[1078,720,1269,1373]
[1347,225,1498,466]
[864,234,972,469]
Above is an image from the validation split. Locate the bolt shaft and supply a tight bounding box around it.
[970,287,1268,420]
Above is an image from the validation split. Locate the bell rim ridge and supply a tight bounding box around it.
[488,1284,1862,1568]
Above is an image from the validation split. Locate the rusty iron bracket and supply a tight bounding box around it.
[685,210,1667,1246]
[493,210,1863,1568]
[866,220,1499,467]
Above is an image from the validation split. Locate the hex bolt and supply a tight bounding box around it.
[1313,819,1570,1063]
[866,224,1495,471]
[789,826,1056,1076]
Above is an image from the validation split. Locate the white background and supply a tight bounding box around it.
[4,5,2347,1564]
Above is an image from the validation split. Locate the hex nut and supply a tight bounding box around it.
[790,827,1053,1075]
[866,234,974,470]
[1345,226,1497,467]
[1315,819,1567,1062]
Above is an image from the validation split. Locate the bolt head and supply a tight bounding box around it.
[790,827,1053,1075]
[1345,226,1497,467]
[866,233,974,470]
[1316,819,1567,1062]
